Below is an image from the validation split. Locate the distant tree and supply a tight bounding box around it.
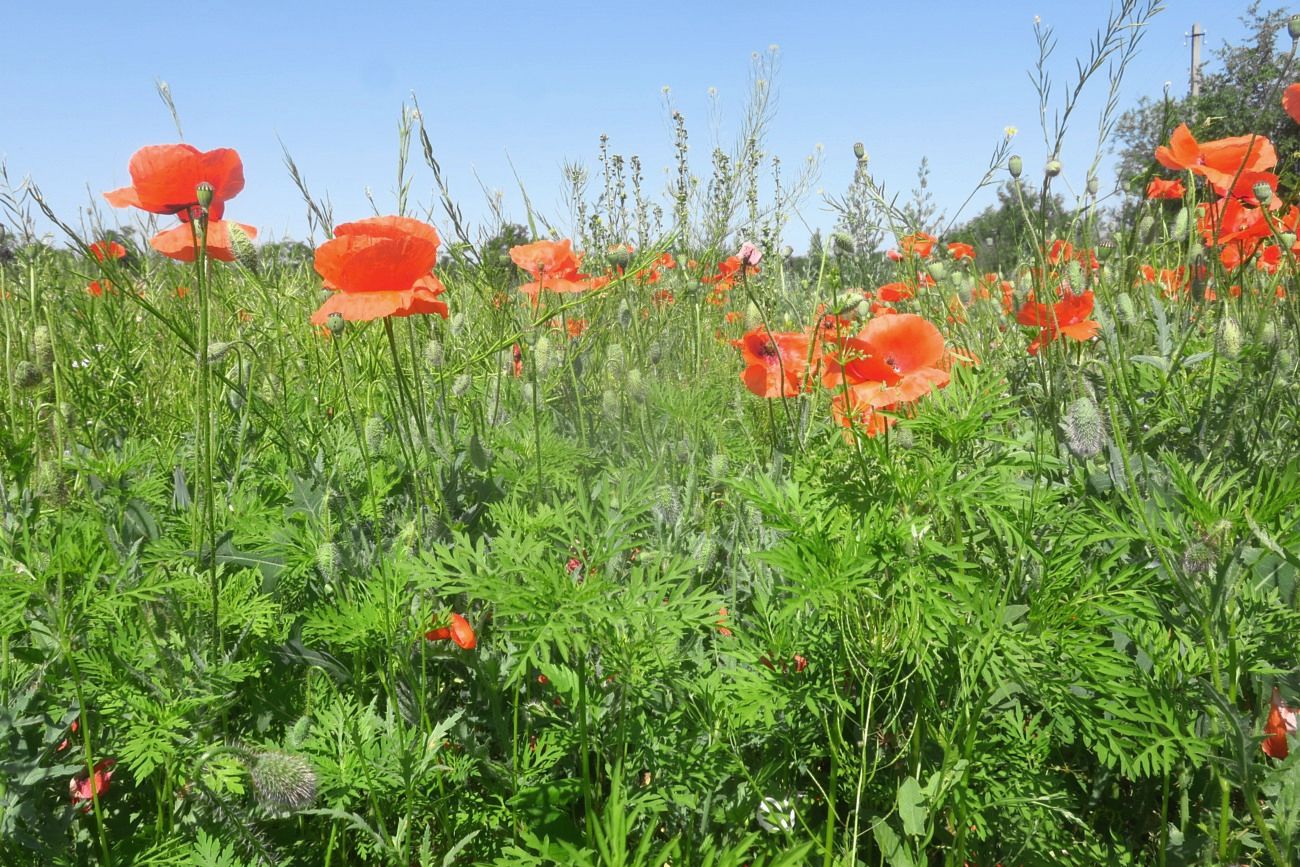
[1113,3,1300,196]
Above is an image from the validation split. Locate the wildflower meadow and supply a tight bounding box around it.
[4,3,1300,865]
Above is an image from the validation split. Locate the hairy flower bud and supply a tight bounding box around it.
[831,232,855,255]
[247,751,317,812]
[1087,175,1100,196]
[316,541,340,578]
[1062,395,1104,459]
[205,341,235,365]
[1217,317,1242,359]
[423,339,444,369]
[33,326,54,374]
[601,388,620,421]
[13,360,42,390]
[364,416,385,453]
[228,222,258,272]
[1115,292,1137,326]
[451,373,472,397]
[627,368,647,404]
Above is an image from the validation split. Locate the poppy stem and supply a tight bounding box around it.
[189,215,221,664]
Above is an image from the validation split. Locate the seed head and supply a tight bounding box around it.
[852,141,865,160]
[326,312,346,336]
[195,182,215,210]
[1008,155,1023,179]
[1289,13,1300,42]
[1045,158,1062,178]
[1253,182,1274,205]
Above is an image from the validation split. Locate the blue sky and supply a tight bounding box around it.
[0,1,1275,250]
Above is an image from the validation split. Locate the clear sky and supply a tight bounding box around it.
[0,1,1277,251]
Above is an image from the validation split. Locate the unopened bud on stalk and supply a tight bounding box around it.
[195,182,214,210]
[627,368,647,403]
[1261,320,1279,349]
[607,246,631,269]
[1217,317,1242,359]
[316,541,340,578]
[852,141,865,160]
[1087,175,1100,196]
[247,751,317,812]
[1116,292,1137,326]
[364,416,385,453]
[451,373,472,397]
[326,312,345,336]
[1171,207,1189,240]
[779,245,793,259]
[33,326,53,374]
[205,341,234,365]
[1253,181,1273,204]
[423,339,444,369]
[601,388,620,421]
[832,232,855,255]
[1008,155,1023,178]
[228,223,258,272]
[1137,214,1155,240]
[1281,232,1297,251]
[1045,158,1062,178]
[13,360,42,390]
[926,261,946,281]
[1181,541,1215,576]
[1067,262,1083,289]
[1062,395,1104,459]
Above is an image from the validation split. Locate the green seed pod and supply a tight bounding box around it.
[852,141,866,160]
[451,373,472,397]
[247,751,317,812]
[195,182,215,210]
[315,541,340,579]
[13,360,42,390]
[926,261,946,281]
[1290,14,1300,42]
[1008,155,1023,178]
[1096,240,1116,262]
[364,416,385,453]
[1137,214,1155,241]
[1062,396,1105,459]
[326,312,345,336]
[607,246,631,269]
[423,339,444,369]
[1281,232,1297,251]
[228,222,258,272]
[32,326,53,374]
[1045,158,1062,178]
[648,342,662,366]
[1087,175,1100,196]
[1252,181,1273,204]
[1217,317,1242,359]
[890,425,915,450]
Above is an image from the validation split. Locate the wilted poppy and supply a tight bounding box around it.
[310,216,449,325]
[90,241,126,262]
[1146,178,1186,200]
[1155,124,1277,196]
[104,144,244,221]
[426,612,476,650]
[69,758,116,812]
[733,328,816,398]
[1264,686,1297,759]
[150,221,258,263]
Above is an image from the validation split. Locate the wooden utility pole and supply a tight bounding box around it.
[1190,23,1204,98]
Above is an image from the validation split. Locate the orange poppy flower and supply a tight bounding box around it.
[823,313,949,405]
[946,241,976,262]
[150,220,258,263]
[733,327,816,398]
[510,239,607,296]
[309,216,449,325]
[1264,686,1297,759]
[1016,290,1098,354]
[1146,178,1185,199]
[90,241,126,262]
[86,280,112,297]
[1155,124,1277,196]
[898,231,935,258]
[104,144,244,221]
[876,281,914,302]
[1284,83,1300,125]
[426,612,477,650]
[715,607,733,637]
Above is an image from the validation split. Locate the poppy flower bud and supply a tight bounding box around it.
[1261,321,1279,349]
[1087,175,1100,196]
[534,335,557,377]
[709,452,728,479]
[617,300,633,330]
[451,373,472,397]
[1067,262,1083,289]
[13,360,42,390]
[1008,155,1023,178]
[1180,541,1215,576]
[364,416,385,453]
[1282,232,1297,251]
[926,261,946,281]
[32,326,53,374]
[205,341,234,365]
[450,313,467,335]
[744,303,763,329]
[1137,214,1155,241]
[1045,158,1062,178]
[228,222,259,272]
[853,141,865,160]
[1253,181,1273,204]
[601,388,620,421]
[780,245,793,259]
[648,342,662,365]
[1217,317,1242,359]
[423,339,444,369]
[627,368,647,404]
[316,541,340,578]
[607,245,631,268]
[195,182,215,210]
[1116,292,1137,326]
[1290,14,1300,41]
[326,312,345,337]
[832,232,855,255]
[247,751,318,812]
[1062,395,1104,459]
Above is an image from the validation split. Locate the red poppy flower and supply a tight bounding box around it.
[946,242,976,262]
[823,313,948,399]
[716,607,733,638]
[898,231,935,258]
[310,216,449,325]
[1155,124,1277,196]
[69,758,116,812]
[510,239,607,296]
[149,221,258,263]
[733,328,816,398]
[425,613,476,650]
[57,718,80,752]
[1284,83,1300,125]
[86,280,111,297]
[1264,686,1297,759]
[1016,290,1098,354]
[876,281,914,302]
[1145,178,1185,200]
[90,241,126,262]
[104,144,244,221]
